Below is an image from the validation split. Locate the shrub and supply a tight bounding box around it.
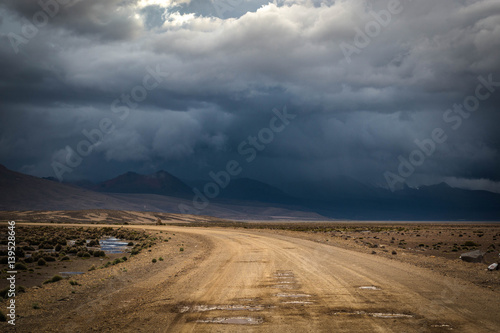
[128,242,134,246]
[69,280,79,286]
[152,258,157,263]
[159,257,164,261]
[32,303,41,309]
[15,263,28,270]
[24,257,34,264]
[60,256,70,261]
[179,247,184,252]
[0,310,6,322]
[88,265,96,271]
[37,258,46,266]
[55,244,62,252]
[121,256,127,261]
[0,287,9,299]
[83,252,91,258]
[44,256,56,262]
[43,275,63,284]
[463,241,478,247]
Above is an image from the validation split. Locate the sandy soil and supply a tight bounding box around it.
[2,223,499,332]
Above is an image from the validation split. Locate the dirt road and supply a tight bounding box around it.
[10,225,500,332]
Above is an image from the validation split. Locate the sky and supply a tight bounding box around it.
[0,0,499,193]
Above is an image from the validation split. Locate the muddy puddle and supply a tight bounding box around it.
[272,284,294,289]
[196,317,264,325]
[430,324,453,330]
[281,300,314,304]
[333,310,414,318]
[276,293,311,298]
[180,304,269,313]
[358,286,381,290]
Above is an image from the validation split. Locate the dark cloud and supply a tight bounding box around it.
[0,0,499,192]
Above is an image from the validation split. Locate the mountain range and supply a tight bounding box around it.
[2,164,499,221]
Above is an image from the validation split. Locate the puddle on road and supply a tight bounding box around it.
[431,324,453,330]
[370,312,414,318]
[281,301,314,304]
[196,317,264,325]
[272,285,294,289]
[276,293,310,298]
[274,271,294,277]
[179,304,267,313]
[358,286,381,290]
[333,310,414,319]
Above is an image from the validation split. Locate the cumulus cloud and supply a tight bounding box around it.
[0,0,499,190]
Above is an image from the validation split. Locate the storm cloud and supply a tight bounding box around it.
[0,0,499,191]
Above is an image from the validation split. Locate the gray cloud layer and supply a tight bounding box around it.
[0,0,499,191]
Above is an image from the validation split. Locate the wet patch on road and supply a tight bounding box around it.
[276,293,312,298]
[178,304,270,313]
[358,286,381,290]
[429,323,454,330]
[195,317,264,325]
[332,309,414,319]
[281,300,315,304]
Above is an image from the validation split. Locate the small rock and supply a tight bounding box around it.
[488,263,498,271]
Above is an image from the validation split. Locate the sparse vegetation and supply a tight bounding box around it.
[43,275,63,284]
[15,263,28,270]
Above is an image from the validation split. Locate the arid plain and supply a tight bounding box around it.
[1,210,500,332]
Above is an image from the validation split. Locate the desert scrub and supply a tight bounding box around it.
[0,310,6,322]
[159,257,164,261]
[37,258,46,266]
[43,275,63,284]
[32,303,41,309]
[152,258,157,263]
[69,280,80,286]
[88,265,96,271]
[179,247,184,252]
[15,263,27,270]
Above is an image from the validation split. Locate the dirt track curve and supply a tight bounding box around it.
[10,224,500,332]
